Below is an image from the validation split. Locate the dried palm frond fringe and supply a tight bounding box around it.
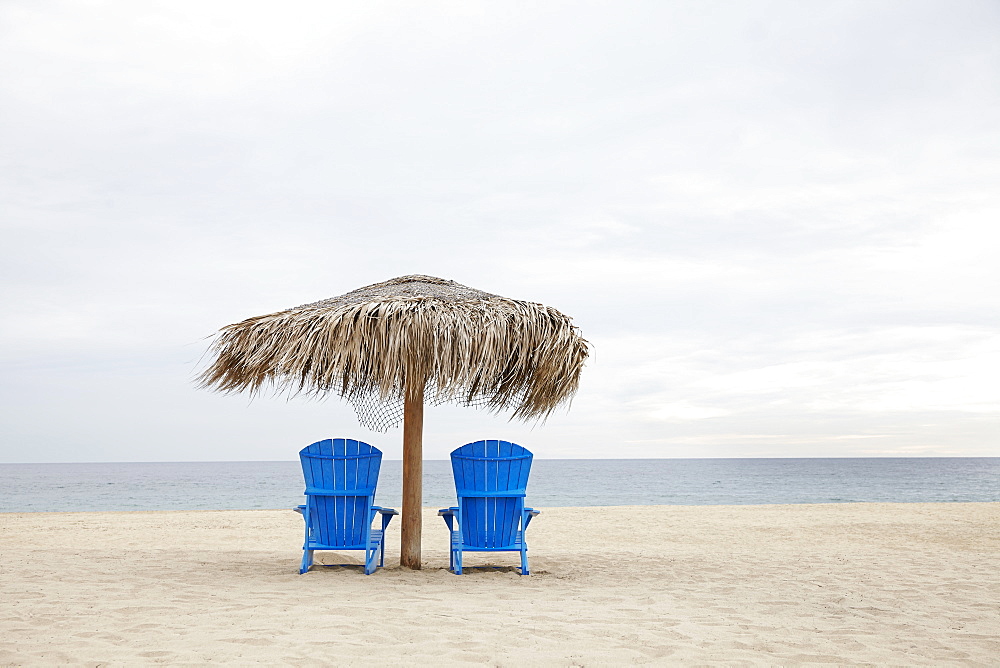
[197,275,590,431]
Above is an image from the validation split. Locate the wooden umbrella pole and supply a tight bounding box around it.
[400,380,424,569]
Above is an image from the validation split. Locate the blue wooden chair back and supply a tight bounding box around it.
[451,440,533,549]
[299,438,382,548]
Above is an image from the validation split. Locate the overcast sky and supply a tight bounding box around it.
[2,1,999,462]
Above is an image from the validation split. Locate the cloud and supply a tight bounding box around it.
[1,0,998,461]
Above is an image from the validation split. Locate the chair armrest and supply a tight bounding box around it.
[524,507,540,516]
[293,505,305,515]
[372,506,398,531]
[523,507,539,529]
[438,507,458,531]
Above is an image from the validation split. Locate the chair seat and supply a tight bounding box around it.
[306,529,384,552]
[447,529,525,552]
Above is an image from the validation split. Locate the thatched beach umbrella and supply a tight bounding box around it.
[198,274,589,569]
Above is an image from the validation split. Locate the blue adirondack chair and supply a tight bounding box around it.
[438,440,540,575]
[296,438,397,575]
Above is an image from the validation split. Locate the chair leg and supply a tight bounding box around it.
[300,549,314,574]
[454,547,462,575]
[520,532,529,575]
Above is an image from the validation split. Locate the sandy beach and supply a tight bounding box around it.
[1,503,997,665]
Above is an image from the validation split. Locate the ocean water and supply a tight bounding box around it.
[1,458,997,513]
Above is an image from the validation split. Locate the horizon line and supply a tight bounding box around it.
[3,455,998,465]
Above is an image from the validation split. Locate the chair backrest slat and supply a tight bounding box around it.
[451,440,533,548]
[300,438,381,547]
